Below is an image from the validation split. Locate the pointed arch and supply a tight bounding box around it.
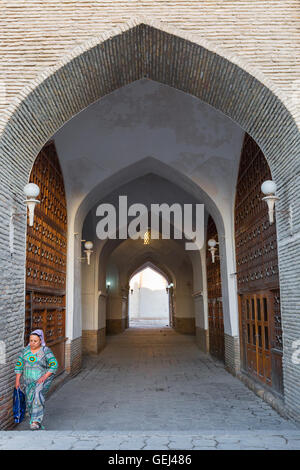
[129,260,172,286]
[1,21,299,189]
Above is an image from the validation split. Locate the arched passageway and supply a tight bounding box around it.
[128,266,170,328]
[80,170,204,353]
[1,20,300,429]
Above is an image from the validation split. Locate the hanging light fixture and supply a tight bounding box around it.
[166,282,174,293]
[261,180,279,224]
[84,241,93,265]
[208,238,219,263]
[10,183,41,255]
[23,183,40,227]
[143,228,151,245]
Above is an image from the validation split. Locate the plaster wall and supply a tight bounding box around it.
[130,287,169,320]
[129,269,169,321]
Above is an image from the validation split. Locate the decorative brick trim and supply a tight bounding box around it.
[65,337,82,377]
[82,329,106,354]
[1,14,299,131]
[224,334,241,375]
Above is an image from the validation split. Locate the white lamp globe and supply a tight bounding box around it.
[84,241,93,250]
[24,183,40,199]
[208,239,217,248]
[261,180,277,196]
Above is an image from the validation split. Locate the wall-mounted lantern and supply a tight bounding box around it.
[166,282,174,293]
[208,238,219,263]
[78,240,93,264]
[11,183,40,227]
[10,183,41,254]
[261,179,300,235]
[84,241,93,265]
[74,239,94,265]
[106,281,111,293]
[261,180,279,225]
[23,183,41,226]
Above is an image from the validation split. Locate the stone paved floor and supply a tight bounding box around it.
[3,327,300,449]
[1,430,300,450]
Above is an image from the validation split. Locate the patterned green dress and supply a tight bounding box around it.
[14,345,58,425]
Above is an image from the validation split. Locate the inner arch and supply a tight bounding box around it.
[128,265,170,328]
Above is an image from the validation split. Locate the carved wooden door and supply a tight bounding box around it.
[235,134,283,395]
[25,141,67,375]
[206,215,224,362]
[239,292,272,385]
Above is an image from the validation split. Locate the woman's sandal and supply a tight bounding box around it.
[30,422,44,430]
[30,422,39,430]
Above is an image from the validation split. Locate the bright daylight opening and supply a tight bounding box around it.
[128,267,170,328]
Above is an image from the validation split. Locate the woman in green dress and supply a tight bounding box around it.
[15,329,58,430]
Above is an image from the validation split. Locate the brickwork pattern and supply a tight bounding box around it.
[0,1,299,125]
[65,337,82,377]
[225,334,241,375]
[82,328,106,354]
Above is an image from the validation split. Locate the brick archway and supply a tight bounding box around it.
[1,21,299,183]
[1,20,299,425]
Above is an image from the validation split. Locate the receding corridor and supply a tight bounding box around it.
[16,328,298,432]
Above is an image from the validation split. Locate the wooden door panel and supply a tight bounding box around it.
[235,134,283,395]
[25,142,67,373]
[207,216,225,362]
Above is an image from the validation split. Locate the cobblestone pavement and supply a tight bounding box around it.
[5,327,300,449]
[1,430,300,450]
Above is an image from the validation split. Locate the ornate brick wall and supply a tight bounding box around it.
[0,1,299,125]
[225,334,241,376]
[65,337,82,377]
